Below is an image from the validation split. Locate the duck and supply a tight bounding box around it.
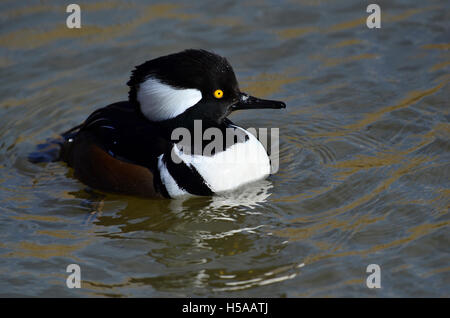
[35,49,286,198]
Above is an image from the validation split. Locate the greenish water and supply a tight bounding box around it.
[0,0,449,297]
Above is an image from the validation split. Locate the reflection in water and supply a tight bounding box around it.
[188,180,273,216]
[0,0,448,297]
[74,179,306,294]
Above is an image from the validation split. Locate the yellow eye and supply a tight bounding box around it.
[214,89,224,99]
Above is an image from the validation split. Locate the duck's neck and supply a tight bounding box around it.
[132,101,249,155]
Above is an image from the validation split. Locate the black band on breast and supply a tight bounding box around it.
[162,151,213,196]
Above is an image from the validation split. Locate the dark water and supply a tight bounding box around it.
[0,0,449,297]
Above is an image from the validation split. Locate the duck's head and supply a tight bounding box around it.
[127,49,286,125]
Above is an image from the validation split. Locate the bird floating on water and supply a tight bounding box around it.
[31,49,286,198]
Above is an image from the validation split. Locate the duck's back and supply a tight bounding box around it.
[60,101,171,197]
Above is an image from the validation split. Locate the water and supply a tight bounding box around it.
[0,0,449,297]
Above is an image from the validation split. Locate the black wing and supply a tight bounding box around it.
[74,101,171,170]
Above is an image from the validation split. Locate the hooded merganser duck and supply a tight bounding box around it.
[39,49,286,198]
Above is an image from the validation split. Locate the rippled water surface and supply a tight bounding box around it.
[0,0,449,297]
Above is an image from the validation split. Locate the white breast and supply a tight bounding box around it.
[173,126,271,195]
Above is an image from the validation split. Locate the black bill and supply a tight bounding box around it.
[231,93,286,111]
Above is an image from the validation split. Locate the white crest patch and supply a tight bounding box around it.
[138,77,202,121]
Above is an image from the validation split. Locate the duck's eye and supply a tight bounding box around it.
[214,89,224,99]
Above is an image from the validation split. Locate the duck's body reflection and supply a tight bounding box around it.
[70,178,297,293]
[77,179,273,229]
[168,180,273,218]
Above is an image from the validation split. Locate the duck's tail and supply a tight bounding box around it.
[28,124,83,163]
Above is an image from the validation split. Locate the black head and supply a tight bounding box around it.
[127,49,285,125]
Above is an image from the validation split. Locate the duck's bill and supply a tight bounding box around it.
[231,93,286,111]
